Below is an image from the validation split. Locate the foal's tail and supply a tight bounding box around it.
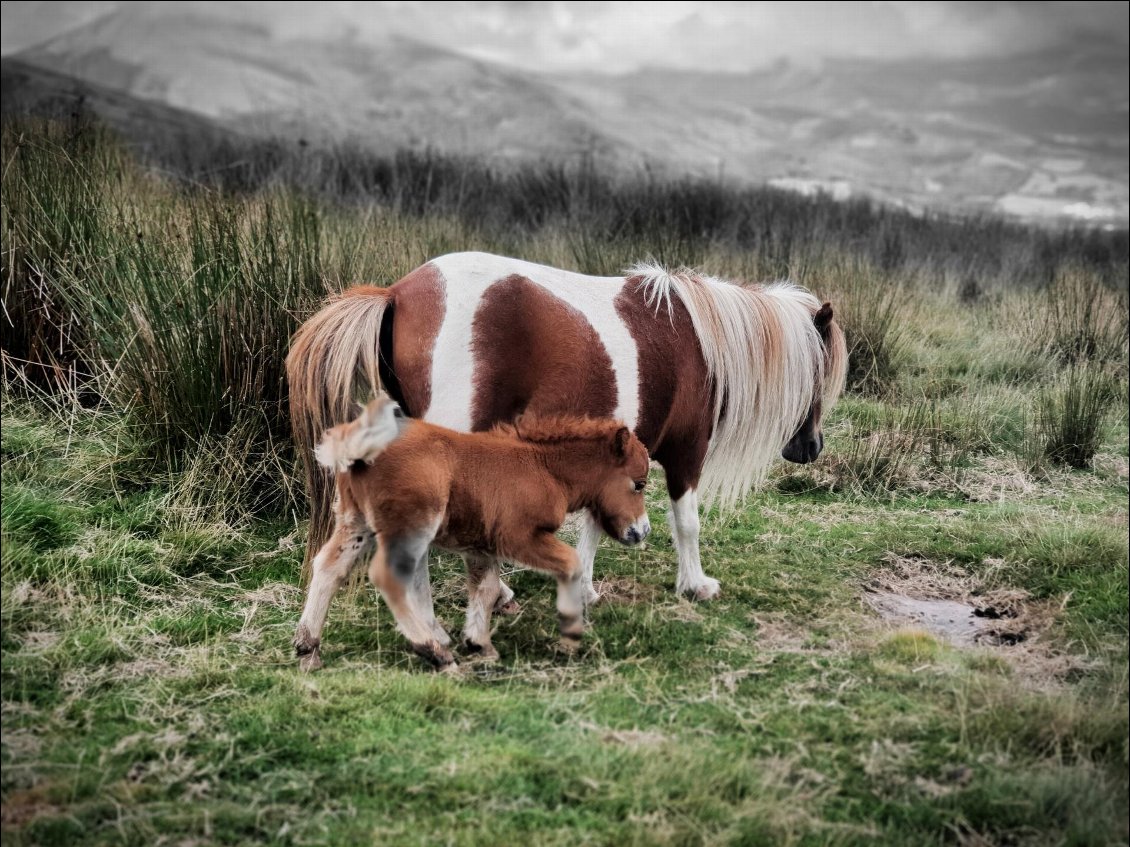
[315,396,404,473]
[287,287,392,568]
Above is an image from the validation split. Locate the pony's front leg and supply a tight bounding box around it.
[294,512,374,671]
[575,511,603,607]
[669,489,721,600]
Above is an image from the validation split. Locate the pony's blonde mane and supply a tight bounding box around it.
[626,262,846,508]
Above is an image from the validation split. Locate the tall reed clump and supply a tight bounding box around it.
[1032,269,1129,366]
[1008,269,1129,470]
[818,256,910,396]
[1,120,334,516]
[1032,363,1122,470]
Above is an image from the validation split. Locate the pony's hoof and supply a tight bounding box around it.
[687,577,721,601]
[436,660,461,675]
[581,585,601,607]
[298,651,323,672]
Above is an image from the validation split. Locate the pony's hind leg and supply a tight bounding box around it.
[462,553,502,660]
[294,512,374,671]
[369,525,455,671]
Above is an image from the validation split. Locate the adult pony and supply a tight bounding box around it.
[294,394,651,671]
[288,252,847,603]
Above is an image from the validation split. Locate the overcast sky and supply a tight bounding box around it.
[2,0,1127,73]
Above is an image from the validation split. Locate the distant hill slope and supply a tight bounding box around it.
[6,4,1127,226]
[1,56,239,157]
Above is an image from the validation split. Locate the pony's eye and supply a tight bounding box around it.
[633,480,646,492]
[392,406,404,419]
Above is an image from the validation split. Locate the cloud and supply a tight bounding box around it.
[3,0,1127,71]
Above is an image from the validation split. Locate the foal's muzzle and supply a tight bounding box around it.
[620,516,652,546]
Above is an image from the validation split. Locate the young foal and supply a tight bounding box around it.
[293,395,652,671]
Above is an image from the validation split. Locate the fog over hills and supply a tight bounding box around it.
[4,3,1127,226]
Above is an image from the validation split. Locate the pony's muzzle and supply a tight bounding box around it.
[621,516,651,546]
[782,432,824,464]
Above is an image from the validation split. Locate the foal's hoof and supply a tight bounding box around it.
[493,597,521,616]
[294,625,322,671]
[412,640,457,671]
[581,585,602,607]
[683,577,722,602]
[557,635,583,655]
[463,639,500,662]
[298,651,324,673]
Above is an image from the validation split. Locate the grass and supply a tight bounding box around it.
[2,117,1129,845]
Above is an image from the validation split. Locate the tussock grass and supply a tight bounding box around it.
[2,116,1128,844]
[1032,362,1123,470]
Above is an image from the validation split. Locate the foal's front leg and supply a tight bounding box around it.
[462,553,502,660]
[509,533,585,651]
[294,511,374,671]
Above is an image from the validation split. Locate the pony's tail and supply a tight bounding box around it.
[287,287,392,569]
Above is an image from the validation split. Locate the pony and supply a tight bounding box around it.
[288,252,847,606]
[293,394,652,671]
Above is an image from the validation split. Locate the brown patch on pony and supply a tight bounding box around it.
[385,264,446,418]
[615,277,713,500]
[470,275,617,431]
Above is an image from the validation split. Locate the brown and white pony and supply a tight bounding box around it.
[293,394,651,671]
[288,252,847,604]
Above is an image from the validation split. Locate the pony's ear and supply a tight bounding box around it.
[612,426,632,460]
[814,302,834,332]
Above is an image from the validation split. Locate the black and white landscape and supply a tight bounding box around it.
[3,1,1127,226]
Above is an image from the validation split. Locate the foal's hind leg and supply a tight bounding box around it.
[409,552,451,647]
[369,525,456,671]
[294,511,374,671]
[462,553,502,661]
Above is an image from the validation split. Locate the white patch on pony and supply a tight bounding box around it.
[627,262,826,508]
[427,252,640,430]
[668,489,720,600]
[315,397,403,472]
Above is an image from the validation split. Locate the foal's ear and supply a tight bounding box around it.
[814,302,834,332]
[612,426,632,460]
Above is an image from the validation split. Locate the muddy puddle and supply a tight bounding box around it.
[864,590,1021,647]
[865,554,1038,648]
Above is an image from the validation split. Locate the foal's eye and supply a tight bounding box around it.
[392,406,404,419]
[633,480,646,492]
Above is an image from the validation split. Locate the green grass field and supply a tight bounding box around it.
[2,119,1128,845]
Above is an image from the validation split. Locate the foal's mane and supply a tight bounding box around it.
[625,262,847,508]
[491,415,624,445]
